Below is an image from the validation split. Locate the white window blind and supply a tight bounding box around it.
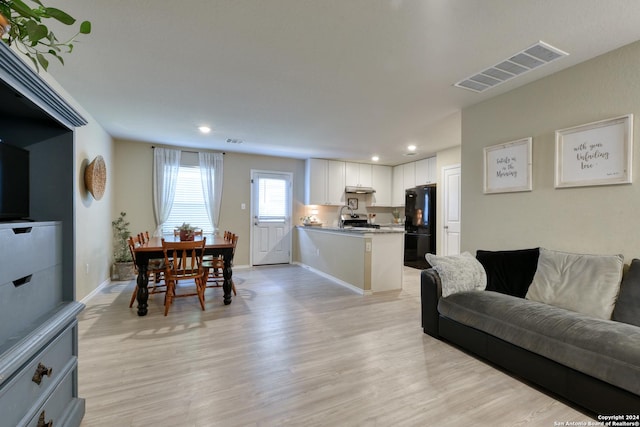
[163,153,213,233]
[258,178,287,222]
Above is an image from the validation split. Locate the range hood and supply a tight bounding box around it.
[345,186,376,194]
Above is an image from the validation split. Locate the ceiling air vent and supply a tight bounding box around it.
[454,41,568,93]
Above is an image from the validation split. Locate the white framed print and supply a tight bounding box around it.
[555,114,633,188]
[483,137,532,194]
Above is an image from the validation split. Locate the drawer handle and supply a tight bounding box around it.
[13,274,33,287]
[32,363,53,385]
[37,410,53,427]
[12,226,33,234]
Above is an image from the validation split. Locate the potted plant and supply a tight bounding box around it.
[0,0,91,72]
[112,211,135,280]
[177,222,196,241]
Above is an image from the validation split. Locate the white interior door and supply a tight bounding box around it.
[251,171,292,265]
[443,165,461,256]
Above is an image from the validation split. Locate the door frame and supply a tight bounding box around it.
[442,163,461,256]
[249,169,294,266]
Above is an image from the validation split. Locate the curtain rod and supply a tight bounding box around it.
[151,146,225,155]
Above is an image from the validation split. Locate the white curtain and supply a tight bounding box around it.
[198,152,224,233]
[152,147,181,236]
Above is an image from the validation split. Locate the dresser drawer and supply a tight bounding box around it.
[25,365,77,427]
[0,223,61,285]
[0,264,63,345]
[0,322,76,427]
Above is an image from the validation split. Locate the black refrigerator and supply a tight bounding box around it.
[404,184,436,269]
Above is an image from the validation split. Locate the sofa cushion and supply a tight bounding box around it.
[476,248,539,298]
[525,248,623,320]
[613,258,640,327]
[439,291,640,396]
[425,252,486,298]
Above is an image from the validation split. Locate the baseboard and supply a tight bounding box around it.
[293,262,372,295]
[79,277,111,304]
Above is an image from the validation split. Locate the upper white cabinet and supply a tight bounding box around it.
[403,162,416,190]
[392,165,404,206]
[391,157,437,206]
[368,165,392,206]
[345,162,373,188]
[305,159,345,205]
[415,157,437,184]
[327,160,346,205]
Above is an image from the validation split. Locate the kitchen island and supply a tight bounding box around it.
[295,226,405,294]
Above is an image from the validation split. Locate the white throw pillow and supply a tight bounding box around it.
[525,248,623,320]
[426,252,487,298]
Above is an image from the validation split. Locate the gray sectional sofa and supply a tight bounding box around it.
[421,248,640,415]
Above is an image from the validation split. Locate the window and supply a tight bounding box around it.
[257,177,287,222]
[162,152,213,233]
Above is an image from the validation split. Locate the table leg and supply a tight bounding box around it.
[136,264,149,316]
[223,257,233,305]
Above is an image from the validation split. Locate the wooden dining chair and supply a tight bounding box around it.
[128,236,167,308]
[161,238,207,316]
[203,232,238,295]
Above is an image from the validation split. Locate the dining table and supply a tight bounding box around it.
[132,233,235,316]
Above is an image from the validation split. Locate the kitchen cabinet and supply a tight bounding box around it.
[392,165,404,206]
[305,159,345,205]
[327,160,346,205]
[415,157,437,184]
[392,158,438,206]
[345,162,372,188]
[368,164,392,206]
[403,162,416,189]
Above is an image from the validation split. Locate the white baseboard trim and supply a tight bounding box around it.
[80,277,112,304]
[293,262,372,295]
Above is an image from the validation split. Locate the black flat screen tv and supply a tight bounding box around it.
[0,142,30,220]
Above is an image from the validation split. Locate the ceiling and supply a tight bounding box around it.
[43,0,640,165]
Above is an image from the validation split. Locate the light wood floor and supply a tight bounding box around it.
[78,265,589,426]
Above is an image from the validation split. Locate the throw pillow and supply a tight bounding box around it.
[425,252,487,298]
[612,258,640,327]
[525,248,623,320]
[476,248,539,298]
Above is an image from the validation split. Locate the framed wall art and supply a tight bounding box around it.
[483,137,532,194]
[555,114,633,188]
[347,197,358,210]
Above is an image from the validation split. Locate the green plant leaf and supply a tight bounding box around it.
[8,0,39,19]
[44,7,75,25]
[35,51,48,70]
[79,20,91,34]
[25,21,47,42]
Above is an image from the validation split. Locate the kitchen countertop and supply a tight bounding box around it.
[297,225,405,234]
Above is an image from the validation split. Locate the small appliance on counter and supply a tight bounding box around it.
[404,184,436,269]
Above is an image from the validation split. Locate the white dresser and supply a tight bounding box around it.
[0,221,84,427]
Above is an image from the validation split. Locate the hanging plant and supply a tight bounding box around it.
[0,0,91,72]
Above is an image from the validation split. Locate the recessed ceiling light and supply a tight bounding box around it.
[407,145,417,152]
[371,155,379,162]
[198,126,211,134]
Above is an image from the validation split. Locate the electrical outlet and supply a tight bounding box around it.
[241,203,246,210]
[365,242,372,252]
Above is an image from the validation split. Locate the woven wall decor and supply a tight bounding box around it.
[85,155,106,200]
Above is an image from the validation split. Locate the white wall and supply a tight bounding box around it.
[38,70,114,300]
[112,139,307,266]
[461,40,640,261]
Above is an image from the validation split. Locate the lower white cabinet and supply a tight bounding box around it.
[0,221,84,427]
